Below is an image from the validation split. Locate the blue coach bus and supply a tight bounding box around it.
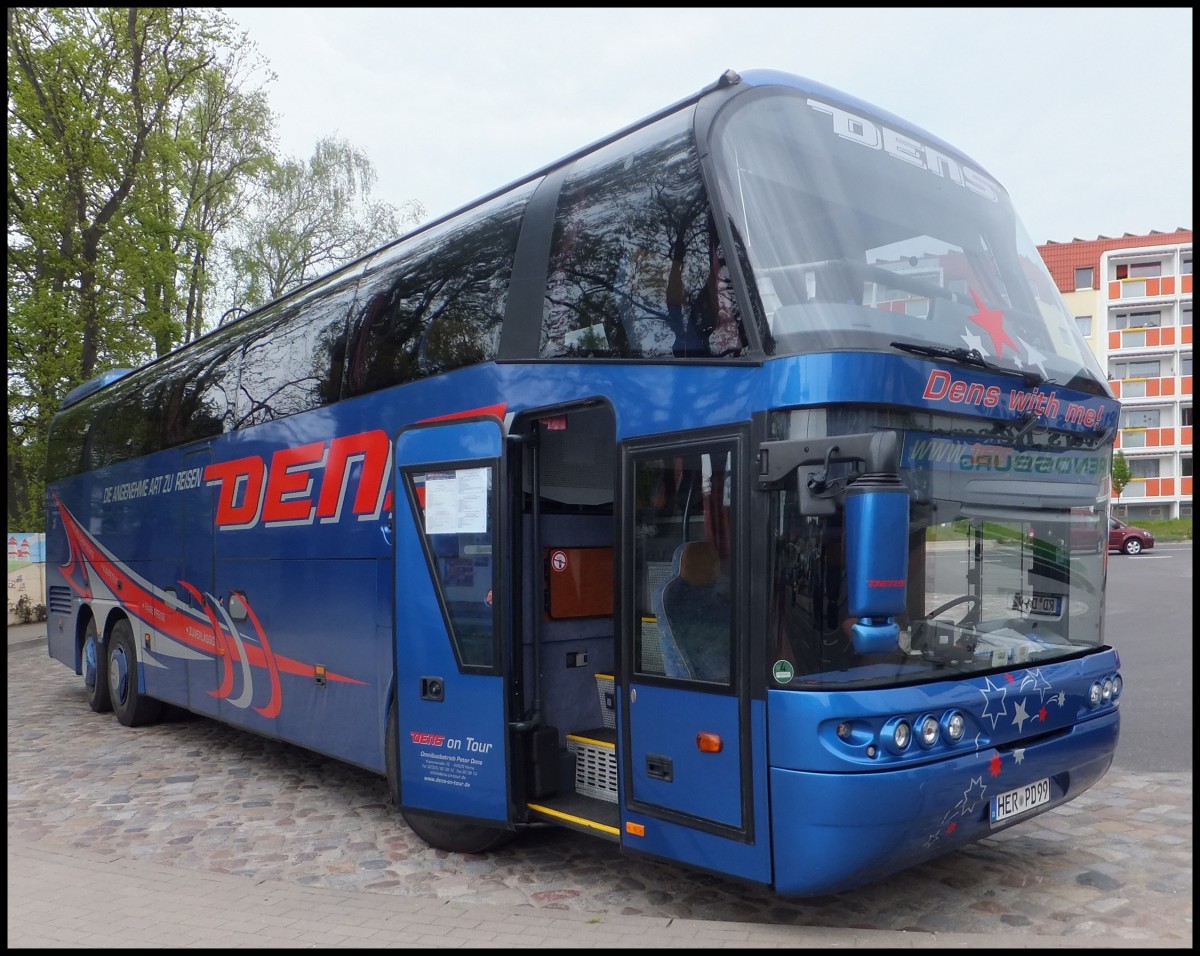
[44,69,1121,897]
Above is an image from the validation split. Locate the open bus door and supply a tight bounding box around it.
[620,434,772,886]
[391,416,513,849]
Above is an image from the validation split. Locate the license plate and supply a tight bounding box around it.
[991,777,1051,824]
[1010,592,1062,618]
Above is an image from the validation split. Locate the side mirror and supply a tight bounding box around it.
[844,472,908,654]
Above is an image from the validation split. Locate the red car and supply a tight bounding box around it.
[1108,516,1155,555]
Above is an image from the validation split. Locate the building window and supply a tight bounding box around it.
[1074,267,1094,289]
[1182,254,1192,276]
[1182,304,1192,326]
[1184,357,1193,377]
[1182,406,1193,427]
[1120,408,1161,429]
[1129,261,1163,279]
[1075,314,1093,337]
[1182,455,1193,478]
[1109,311,1162,331]
[1128,458,1160,479]
[1111,359,1162,380]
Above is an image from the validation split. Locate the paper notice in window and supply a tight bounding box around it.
[425,468,488,534]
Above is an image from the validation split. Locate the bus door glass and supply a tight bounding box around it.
[623,434,769,884]
[393,417,509,826]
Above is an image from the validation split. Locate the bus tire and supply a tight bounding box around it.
[386,700,513,854]
[400,808,514,855]
[385,699,400,806]
[83,617,112,713]
[107,619,162,728]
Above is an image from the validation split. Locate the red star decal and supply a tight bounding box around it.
[968,289,1018,358]
[946,821,958,835]
[1005,673,1015,683]
[1038,705,1048,722]
[989,754,1003,778]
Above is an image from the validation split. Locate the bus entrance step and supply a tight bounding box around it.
[526,792,620,842]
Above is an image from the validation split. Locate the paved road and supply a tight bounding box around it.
[7,623,1193,948]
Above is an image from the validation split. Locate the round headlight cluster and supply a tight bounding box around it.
[881,710,966,755]
[917,714,940,748]
[1089,672,1122,707]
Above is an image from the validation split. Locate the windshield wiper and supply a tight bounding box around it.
[890,341,1044,387]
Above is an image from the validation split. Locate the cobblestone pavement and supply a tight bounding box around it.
[7,640,1192,944]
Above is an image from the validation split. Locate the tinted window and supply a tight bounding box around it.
[542,112,746,359]
[346,186,532,397]
[46,403,92,481]
[86,374,163,469]
[235,267,358,427]
[153,320,243,448]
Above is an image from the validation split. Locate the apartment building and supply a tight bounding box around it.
[1039,229,1192,520]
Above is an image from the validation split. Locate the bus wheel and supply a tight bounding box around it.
[107,619,162,728]
[400,808,514,854]
[83,618,112,713]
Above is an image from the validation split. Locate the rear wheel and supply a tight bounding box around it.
[1123,538,1143,556]
[386,699,513,853]
[107,619,162,727]
[82,617,112,713]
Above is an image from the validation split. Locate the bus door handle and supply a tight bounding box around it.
[646,754,673,782]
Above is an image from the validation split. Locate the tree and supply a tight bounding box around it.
[7,9,424,530]
[7,8,270,527]
[1111,449,1132,505]
[218,135,424,317]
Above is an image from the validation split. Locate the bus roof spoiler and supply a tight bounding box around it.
[60,368,134,409]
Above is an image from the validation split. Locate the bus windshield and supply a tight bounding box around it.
[768,408,1112,690]
[709,86,1108,393]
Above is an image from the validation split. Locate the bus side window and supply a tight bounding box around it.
[236,273,357,428]
[541,113,746,361]
[345,186,530,397]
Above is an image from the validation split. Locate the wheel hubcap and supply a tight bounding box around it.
[84,636,98,689]
[109,644,130,705]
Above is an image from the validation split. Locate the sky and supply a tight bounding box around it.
[221,7,1192,246]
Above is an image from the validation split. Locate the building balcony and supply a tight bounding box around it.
[1107,325,1191,350]
[1106,273,1192,300]
[1109,376,1192,400]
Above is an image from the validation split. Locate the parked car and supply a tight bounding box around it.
[1109,516,1155,555]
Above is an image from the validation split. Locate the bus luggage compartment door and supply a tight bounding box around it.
[392,417,509,827]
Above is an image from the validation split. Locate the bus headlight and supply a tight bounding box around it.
[1089,682,1103,706]
[1102,677,1113,702]
[916,714,939,748]
[941,710,966,743]
[884,718,911,754]
[1111,674,1123,699]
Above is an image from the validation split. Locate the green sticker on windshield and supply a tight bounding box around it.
[772,660,795,684]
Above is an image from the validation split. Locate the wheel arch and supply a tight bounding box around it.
[73,605,101,674]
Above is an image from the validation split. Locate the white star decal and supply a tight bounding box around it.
[1019,668,1055,703]
[1055,691,1066,707]
[1017,336,1050,379]
[1012,698,1030,732]
[979,676,1009,730]
[956,776,988,817]
[961,330,986,356]
[1013,748,1026,764]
